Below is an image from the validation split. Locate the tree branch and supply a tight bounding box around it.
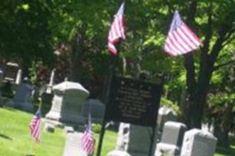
[201,2,213,55]
[214,60,235,70]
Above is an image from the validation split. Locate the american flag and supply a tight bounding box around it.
[108,2,126,55]
[81,114,95,154]
[164,11,202,56]
[29,107,41,142]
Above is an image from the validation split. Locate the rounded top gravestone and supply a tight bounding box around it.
[46,81,90,125]
[53,81,89,97]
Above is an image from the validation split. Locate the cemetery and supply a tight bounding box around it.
[0,1,235,156]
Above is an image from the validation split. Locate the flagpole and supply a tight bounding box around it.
[96,55,116,156]
[97,2,125,155]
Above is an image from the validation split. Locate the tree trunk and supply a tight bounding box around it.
[182,53,212,129]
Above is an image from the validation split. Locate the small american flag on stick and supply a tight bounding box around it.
[164,11,202,56]
[29,107,41,142]
[108,2,126,55]
[81,113,95,155]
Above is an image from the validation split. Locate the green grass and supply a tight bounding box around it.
[1,106,235,156]
[94,130,117,156]
[0,107,65,156]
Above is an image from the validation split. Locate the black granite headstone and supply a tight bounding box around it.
[105,76,162,127]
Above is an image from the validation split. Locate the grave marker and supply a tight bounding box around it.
[97,76,163,156]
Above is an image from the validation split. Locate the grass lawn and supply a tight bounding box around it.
[0,107,65,156]
[94,130,117,156]
[1,106,234,156]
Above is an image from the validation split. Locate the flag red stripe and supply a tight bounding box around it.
[164,11,202,56]
[107,3,125,55]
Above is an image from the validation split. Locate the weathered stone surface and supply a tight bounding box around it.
[157,106,177,132]
[155,121,187,156]
[46,81,89,125]
[128,125,156,156]
[180,129,217,156]
[116,123,130,151]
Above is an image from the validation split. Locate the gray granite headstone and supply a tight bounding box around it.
[46,81,89,125]
[11,82,33,111]
[128,125,156,156]
[155,121,187,156]
[81,99,105,124]
[180,129,217,156]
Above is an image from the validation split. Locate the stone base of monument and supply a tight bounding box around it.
[44,118,64,128]
[107,150,131,156]
[155,143,180,156]
[64,126,74,133]
[44,122,55,133]
[46,112,84,125]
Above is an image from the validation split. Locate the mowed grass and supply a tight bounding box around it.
[0,107,65,156]
[94,130,117,156]
[1,106,234,156]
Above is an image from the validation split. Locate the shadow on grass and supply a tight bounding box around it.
[0,133,12,140]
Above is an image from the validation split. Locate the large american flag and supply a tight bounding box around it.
[164,11,202,56]
[29,107,41,142]
[81,114,95,154]
[108,2,126,55]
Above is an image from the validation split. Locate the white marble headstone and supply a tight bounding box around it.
[180,129,217,156]
[155,121,187,156]
[46,81,89,124]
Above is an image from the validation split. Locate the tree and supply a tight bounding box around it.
[178,0,235,128]
[0,1,54,68]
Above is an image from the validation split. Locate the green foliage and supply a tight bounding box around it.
[92,123,102,134]
[160,97,180,115]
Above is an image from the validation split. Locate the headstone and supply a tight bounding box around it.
[46,81,89,125]
[104,76,162,156]
[81,99,105,124]
[46,69,55,94]
[15,69,22,85]
[180,129,217,156]
[157,106,177,132]
[4,62,19,84]
[11,81,34,111]
[44,122,55,133]
[155,121,187,156]
[128,125,156,156]
[156,106,177,143]
[116,123,130,151]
